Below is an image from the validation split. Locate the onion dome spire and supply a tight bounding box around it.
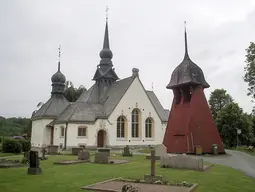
[51,45,66,94]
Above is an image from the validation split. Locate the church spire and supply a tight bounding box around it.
[51,46,66,95]
[184,21,189,59]
[99,6,113,66]
[92,7,119,82]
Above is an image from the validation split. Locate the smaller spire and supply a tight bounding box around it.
[106,5,109,21]
[184,21,189,59]
[58,45,61,71]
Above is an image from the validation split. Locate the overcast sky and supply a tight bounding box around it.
[0,0,255,118]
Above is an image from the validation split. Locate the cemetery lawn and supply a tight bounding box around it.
[0,155,254,192]
[234,146,255,156]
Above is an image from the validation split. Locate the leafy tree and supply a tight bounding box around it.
[64,81,86,102]
[216,103,253,148]
[209,89,233,120]
[244,42,255,101]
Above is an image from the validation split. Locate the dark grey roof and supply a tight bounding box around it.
[146,91,169,122]
[54,76,135,123]
[166,29,210,89]
[32,94,69,120]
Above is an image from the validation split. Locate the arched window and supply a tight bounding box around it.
[117,116,125,138]
[132,109,140,138]
[145,118,153,138]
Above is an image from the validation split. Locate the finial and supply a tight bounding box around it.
[58,45,61,71]
[184,21,189,58]
[152,82,154,91]
[105,6,109,21]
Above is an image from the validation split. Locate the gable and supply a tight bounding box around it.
[111,76,166,122]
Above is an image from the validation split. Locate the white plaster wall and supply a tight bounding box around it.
[53,119,112,148]
[31,119,53,148]
[108,76,166,146]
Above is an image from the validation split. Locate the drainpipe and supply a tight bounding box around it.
[63,122,68,150]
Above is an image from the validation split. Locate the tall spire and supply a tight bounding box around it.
[184,21,189,59]
[99,6,113,65]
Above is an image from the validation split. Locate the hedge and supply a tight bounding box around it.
[2,139,22,153]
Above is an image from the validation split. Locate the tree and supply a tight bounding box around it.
[64,81,86,102]
[244,42,255,100]
[215,103,253,148]
[209,89,233,120]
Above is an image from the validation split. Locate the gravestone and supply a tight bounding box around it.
[78,151,90,161]
[97,148,111,156]
[94,152,109,164]
[27,151,42,175]
[155,144,167,157]
[48,145,59,155]
[144,149,162,183]
[72,147,83,155]
[123,145,132,157]
[160,154,204,171]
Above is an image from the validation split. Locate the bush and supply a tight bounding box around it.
[250,137,255,146]
[0,136,2,143]
[19,139,31,152]
[2,139,22,153]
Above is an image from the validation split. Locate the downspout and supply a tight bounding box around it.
[63,122,68,150]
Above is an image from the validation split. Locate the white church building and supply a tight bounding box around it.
[31,20,169,150]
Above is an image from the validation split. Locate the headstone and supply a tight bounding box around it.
[123,145,132,157]
[27,151,42,175]
[155,144,167,157]
[72,147,83,155]
[160,154,204,171]
[48,145,59,155]
[144,149,162,183]
[78,151,90,161]
[97,148,111,156]
[94,152,109,164]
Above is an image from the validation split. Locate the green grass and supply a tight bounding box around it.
[0,154,255,192]
[0,153,22,157]
[233,146,255,156]
[136,148,152,153]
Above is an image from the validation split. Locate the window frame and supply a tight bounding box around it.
[78,126,87,137]
[132,109,140,138]
[117,116,125,138]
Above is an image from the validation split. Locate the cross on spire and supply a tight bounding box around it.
[106,6,109,20]
[58,45,61,71]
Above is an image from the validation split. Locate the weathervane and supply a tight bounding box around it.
[184,21,187,30]
[106,6,109,20]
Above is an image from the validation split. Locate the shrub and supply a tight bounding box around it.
[2,139,22,153]
[0,136,2,143]
[250,137,255,146]
[19,139,31,152]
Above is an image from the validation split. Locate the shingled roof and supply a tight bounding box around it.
[32,94,69,120]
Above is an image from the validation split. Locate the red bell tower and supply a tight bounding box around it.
[163,25,225,154]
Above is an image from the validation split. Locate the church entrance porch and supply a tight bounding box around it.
[97,130,106,147]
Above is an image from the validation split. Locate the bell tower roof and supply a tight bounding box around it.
[166,22,210,89]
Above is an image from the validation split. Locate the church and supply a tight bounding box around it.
[30,19,169,150]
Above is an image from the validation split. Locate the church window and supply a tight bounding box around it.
[132,109,140,138]
[78,126,87,137]
[60,126,65,137]
[145,118,153,138]
[117,116,125,138]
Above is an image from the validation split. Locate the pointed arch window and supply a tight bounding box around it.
[145,118,153,138]
[132,109,140,138]
[117,116,125,138]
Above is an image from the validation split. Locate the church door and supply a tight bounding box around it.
[50,127,54,145]
[97,130,106,147]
